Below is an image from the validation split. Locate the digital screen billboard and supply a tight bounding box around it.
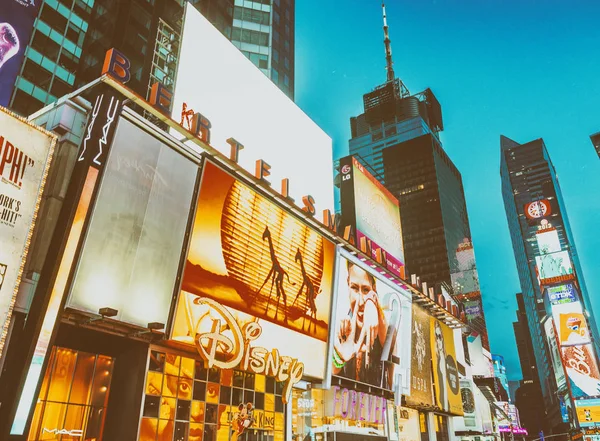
[174,3,334,214]
[67,118,198,327]
[551,301,591,346]
[562,344,600,399]
[171,160,335,381]
[524,199,551,221]
[406,305,433,406]
[575,399,600,428]
[0,108,55,358]
[536,251,574,282]
[0,1,42,106]
[547,283,577,305]
[544,318,566,391]
[431,318,463,415]
[331,251,412,393]
[536,229,561,255]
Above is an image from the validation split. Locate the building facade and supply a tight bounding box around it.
[590,131,600,159]
[500,135,600,432]
[512,293,538,383]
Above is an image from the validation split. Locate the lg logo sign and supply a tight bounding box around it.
[42,428,83,437]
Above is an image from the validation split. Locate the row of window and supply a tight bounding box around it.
[231,28,270,46]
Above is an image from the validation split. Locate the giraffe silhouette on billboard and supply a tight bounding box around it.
[292,248,318,332]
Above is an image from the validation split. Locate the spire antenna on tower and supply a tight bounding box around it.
[382,1,395,82]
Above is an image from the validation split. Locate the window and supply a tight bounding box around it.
[40,5,68,34]
[21,59,53,90]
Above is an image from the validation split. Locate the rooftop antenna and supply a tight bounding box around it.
[382,1,395,83]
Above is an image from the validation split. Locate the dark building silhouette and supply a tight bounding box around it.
[590,132,600,159]
[513,293,538,382]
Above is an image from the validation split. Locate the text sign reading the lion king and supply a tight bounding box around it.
[171,160,335,383]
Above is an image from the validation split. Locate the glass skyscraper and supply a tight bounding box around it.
[500,135,598,432]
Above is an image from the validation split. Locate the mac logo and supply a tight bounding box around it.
[42,428,83,437]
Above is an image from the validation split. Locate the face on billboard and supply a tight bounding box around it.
[171,160,335,381]
[536,229,561,255]
[67,118,198,327]
[331,253,412,392]
[0,108,55,357]
[352,158,404,275]
[536,251,574,281]
[547,283,577,305]
[431,318,463,415]
[407,306,433,406]
[562,344,600,399]
[575,399,600,427]
[0,1,42,106]
[174,4,333,214]
[552,301,591,346]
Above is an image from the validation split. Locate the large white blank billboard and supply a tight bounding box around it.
[174,3,334,213]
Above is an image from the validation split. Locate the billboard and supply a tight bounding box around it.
[67,118,198,327]
[174,3,333,214]
[339,156,405,278]
[575,399,600,428]
[171,160,335,382]
[552,301,591,346]
[331,251,412,392]
[536,251,574,282]
[536,229,561,255]
[547,283,577,305]
[544,318,567,391]
[467,333,494,377]
[524,199,551,221]
[460,379,477,427]
[406,305,433,406]
[562,344,600,399]
[0,108,55,357]
[431,318,463,415]
[0,1,42,106]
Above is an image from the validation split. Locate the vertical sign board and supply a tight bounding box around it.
[0,107,55,358]
[431,318,463,415]
[8,89,124,436]
[406,305,433,407]
[0,1,43,106]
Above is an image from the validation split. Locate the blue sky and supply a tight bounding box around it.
[294,0,600,380]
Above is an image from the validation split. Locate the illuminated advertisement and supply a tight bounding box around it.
[0,1,42,106]
[326,386,389,424]
[562,344,600,399]
[331,251,412,392]
[575,399,600,428]
[547,283,577,305]
[495,401,511,428]
[551,301,591,346]
[431,318,463,415]
[524,199,551,220]
[174,3,333,214]
[171,160,335,382]
[0,108,55,358]
[139,349,286,441]
[460,379,476,427]
[406,305,433,406]
[536,251,574,283]
[67,118,198,327]
[351,157,404,276]
[536,229,561,255]
[544,318,567,391]
[451,242,480,295]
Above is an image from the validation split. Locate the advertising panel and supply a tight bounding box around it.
[0,1,42,106]
[331,251,412,392]
[575,399,600,428]
[524,199,551,221]
[460,379,477,427]
[536,229,561,255]
[495,401,511,428]
[467,333,494,377]
[406,305,433,406]
[547,283,577,305]
[390,406,420,441]
[171,160,335,383]
[544,318,567,391]
[0,108,55,358]
[536,251,574,283]
[431,318,463,415]
[67,118,198,327]
[351,157,404,277]
[551,301,591,346]
[174,3,334,214]
[451,270,480,296]
[562,344,600,399]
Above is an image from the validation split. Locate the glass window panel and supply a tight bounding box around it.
[205,404,218,424]
[85,406,107,440]
[232,388,243,406]
[220,370,233,387]
[193,382,206,401]
[63,404,89,434]
[158,419,174,441]
[244,373,255,390]
[90,356,113,407]
[178,377,193,401]
[147,372,164,396]
[139,418,158,441]
[144,396,161,418]
[195,362,207,381]
[191,401,205,423]
[254,392,264,410]
[161,398,176,421]
[206,384,220,404]
[254,375,265,393]
[208,368,220,383]
[181,358,195,379]
[69,353,96,404]
[174,421,189,441]
[233,371,244,388]
[244,390,254,405]
[163,376,179,398]
[150,352,166,372]
[37,402,68,438]
[220,386,232,405]
[264,394,274,412]
[47,348,77,403]
[203,424,216,441]
[189,423,203,441]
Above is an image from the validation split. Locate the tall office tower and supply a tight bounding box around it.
[231,0,294,99]
[492,354,510,395]
[512,293,538,382]
[501,135,599,432]
[590,132,600,159]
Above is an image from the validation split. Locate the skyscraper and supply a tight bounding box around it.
[231,0,294,99]
[513,293,537,382]
[590,131,600,159]
[500,135,598,432]
[5,0,294,117]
